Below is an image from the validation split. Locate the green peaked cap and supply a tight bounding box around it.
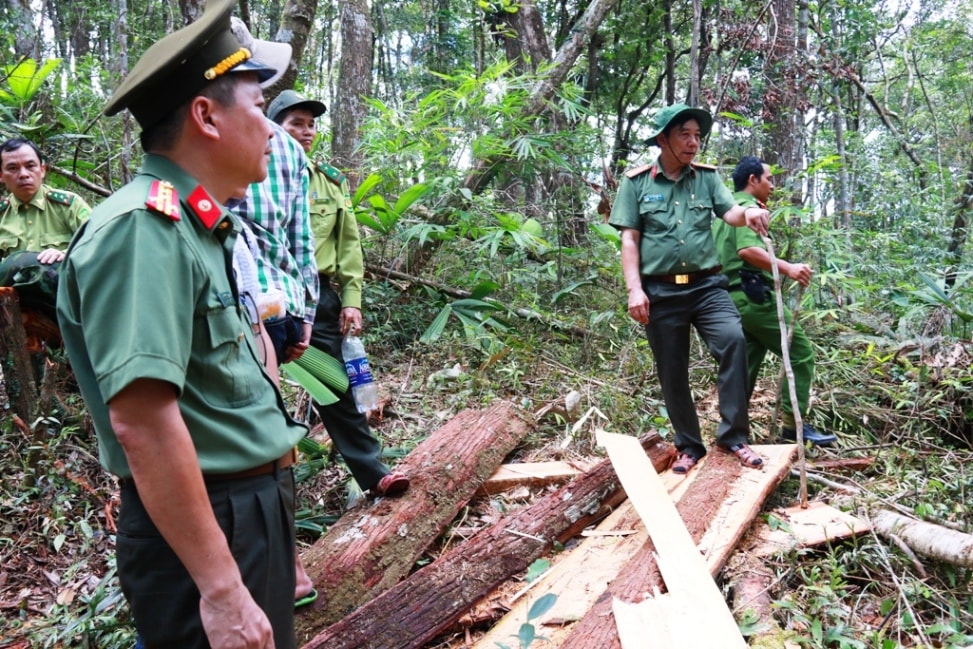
[104,0,277,129]
[645,103,713,146]
[267,89,326,123]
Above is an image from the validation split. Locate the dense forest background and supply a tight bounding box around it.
[3,0,973,647]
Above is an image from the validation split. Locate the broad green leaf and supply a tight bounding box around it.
[352,173,382,207]
[392,183,430,215]
[526,593,557,621]
[420,304,453,344]
[281,362,339,406]
[294,346,349,392]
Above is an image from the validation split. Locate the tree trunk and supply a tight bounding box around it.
[0,288,37,422]
[296,402,532,640]
[764,0,804,202]
[178,0,204,26]
[873,510,973,569]
[945,156,973,290]
[267,0,319,99]
[499,0,551,73]
[330,0,372,189]
[300,432,673,649]
[6,0,38,59]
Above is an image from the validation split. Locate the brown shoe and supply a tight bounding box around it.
[374,472,410,496]
[720,443,763,469]
[671,453,699,475]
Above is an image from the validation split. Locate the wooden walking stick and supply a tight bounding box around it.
[760,232,809,508]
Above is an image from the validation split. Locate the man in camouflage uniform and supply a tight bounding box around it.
[0,138,90,317]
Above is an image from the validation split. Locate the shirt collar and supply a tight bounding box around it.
[10,185,47,211]
[140,154,237,235]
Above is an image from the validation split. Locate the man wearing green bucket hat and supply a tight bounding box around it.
[609,103,770,475]
[57,1,304,646]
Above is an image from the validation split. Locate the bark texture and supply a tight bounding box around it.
[296,402,532,640]
[330,0,372,189]
[0,288,37,421]
[873,510,973,569]
[301,432,673,649]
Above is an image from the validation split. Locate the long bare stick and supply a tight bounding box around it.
[762,234,808,508]
[771,283,805,436]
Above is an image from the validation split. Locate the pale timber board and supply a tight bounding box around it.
[751,501,871,557]
[597,430,748,649]
[471,457,704,647]
[614,592,726,649]
[475,461,592,496]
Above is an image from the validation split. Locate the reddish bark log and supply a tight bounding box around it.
[301,432,674,649]
[0,287,37,420]
[296,402,532,639]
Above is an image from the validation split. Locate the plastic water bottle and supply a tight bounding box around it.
[342,335,379,413]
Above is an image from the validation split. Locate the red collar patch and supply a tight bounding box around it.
[187,185,224,229]
[145,180,180,221]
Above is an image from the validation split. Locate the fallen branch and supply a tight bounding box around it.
[872,510,973,569]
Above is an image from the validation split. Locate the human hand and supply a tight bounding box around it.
[628,288,650,325]
[282,322,312,363]
[37,248,65,264]
[745,207,769,237]
[786,262,813,287]
[200,582,275,648]
[339,307,363,336]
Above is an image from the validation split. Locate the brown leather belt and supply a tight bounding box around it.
[203,449,296,483]
[647,265,722,285]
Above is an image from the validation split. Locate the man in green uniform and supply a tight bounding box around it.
[712,155,836,446]
[0,138,90,317]
[268,89,409,498]
[56,1,303,647]
[609,103,770,475]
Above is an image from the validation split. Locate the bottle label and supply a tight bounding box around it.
[344,356,374,387]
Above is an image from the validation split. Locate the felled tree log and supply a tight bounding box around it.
[296,402,532,639]
[301,432,674,649]
[873,510,973,569]
[0,287,37,420]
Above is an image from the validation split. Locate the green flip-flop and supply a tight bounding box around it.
[295,588,318,609]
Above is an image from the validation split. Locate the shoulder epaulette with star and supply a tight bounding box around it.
[46,189,75,206]
[144,180,181,222]
[317,162,347,187]
[624,164,652,179]
[690,161,718,171]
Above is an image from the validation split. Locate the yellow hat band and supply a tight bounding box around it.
[204,47,252,81]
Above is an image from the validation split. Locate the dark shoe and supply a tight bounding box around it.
[671,452,699,475]
[781,423,837,447]
[720,443,764,469]
[374,472,410,496]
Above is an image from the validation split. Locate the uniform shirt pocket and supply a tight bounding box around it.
[198,306,263,408]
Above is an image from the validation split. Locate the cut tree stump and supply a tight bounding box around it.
[296,402,532,639]
[300,431,674,649]
[556,443,796,649]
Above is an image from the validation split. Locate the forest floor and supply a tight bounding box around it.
[2,330,973,648]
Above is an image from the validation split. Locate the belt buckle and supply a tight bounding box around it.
[675,273,690,285]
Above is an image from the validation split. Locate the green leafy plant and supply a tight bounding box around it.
[495,559,558,649]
